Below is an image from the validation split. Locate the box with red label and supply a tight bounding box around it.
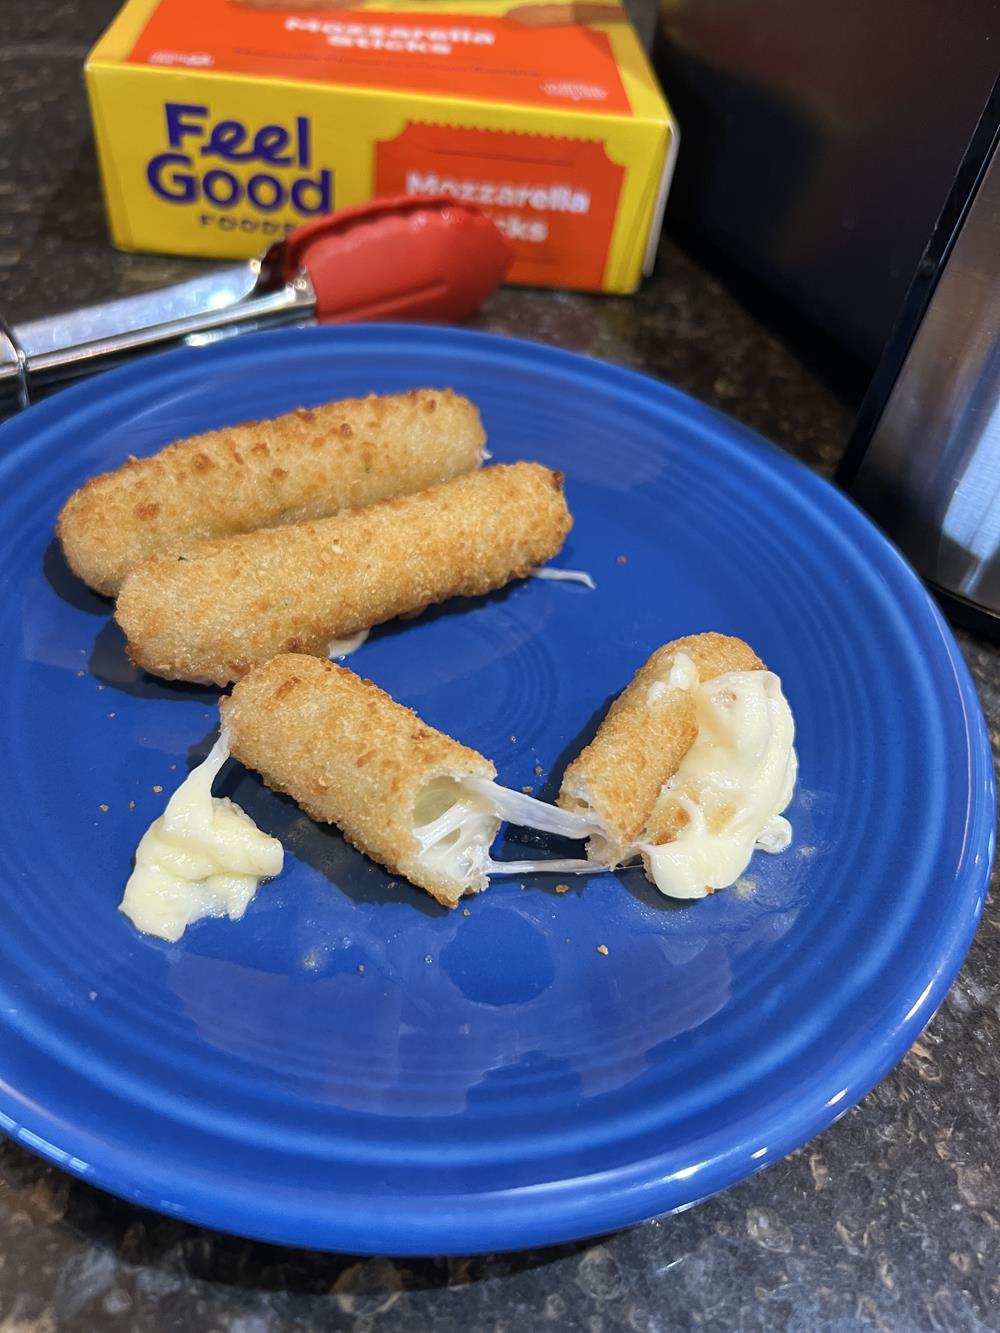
[86,0,677,293]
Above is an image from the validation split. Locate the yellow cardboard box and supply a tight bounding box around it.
[86,0,677,292]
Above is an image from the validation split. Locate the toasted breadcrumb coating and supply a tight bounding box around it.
[58,389,485,596]
[116,462,572,686]
[557,633,765,863]
[221,655,497,906]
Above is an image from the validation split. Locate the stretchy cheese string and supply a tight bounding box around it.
[529,566,596,590]
[462,776,599,838]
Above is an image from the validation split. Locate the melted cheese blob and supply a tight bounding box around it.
[640,669,797,899]
[120,731,284,941]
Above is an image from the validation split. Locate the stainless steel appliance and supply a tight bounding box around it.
[841,79,1000,630]
[654,0,1000,365]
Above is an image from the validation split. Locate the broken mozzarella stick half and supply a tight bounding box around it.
[115,462,572,687]
[220,655,599,908]
[557,633,798,898]
[58,389,485,596]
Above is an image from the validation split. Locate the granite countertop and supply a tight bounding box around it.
[2,4,999,1331]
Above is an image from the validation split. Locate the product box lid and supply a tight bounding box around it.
[87,0,668,123]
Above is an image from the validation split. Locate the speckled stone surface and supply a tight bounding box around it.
[2,4,999,1331]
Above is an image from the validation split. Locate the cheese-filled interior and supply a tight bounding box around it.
[638,667,797,898]
[411,777,502,892]
[411,775,599,893]
[120,731,284,941]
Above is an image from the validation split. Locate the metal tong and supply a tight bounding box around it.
[0,195,512,412]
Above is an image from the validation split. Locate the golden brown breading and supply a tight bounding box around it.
[221,655,498,907]
[116,462,572,686]
[557,633,765,863]
[57,389,485,596]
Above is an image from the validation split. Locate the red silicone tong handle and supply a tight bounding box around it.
[276,195,513,324]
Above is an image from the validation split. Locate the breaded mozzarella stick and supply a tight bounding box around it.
[221,656,595,907]
[116,463,572,686]
[557,634,765,864]
[58,389,485,596]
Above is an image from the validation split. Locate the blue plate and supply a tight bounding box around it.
[0,326,992,1255]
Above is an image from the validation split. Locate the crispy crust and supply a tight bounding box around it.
[57,389,485,596]
[557,633,765,863]
[115,462,572,686]
[221,655,496,906]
